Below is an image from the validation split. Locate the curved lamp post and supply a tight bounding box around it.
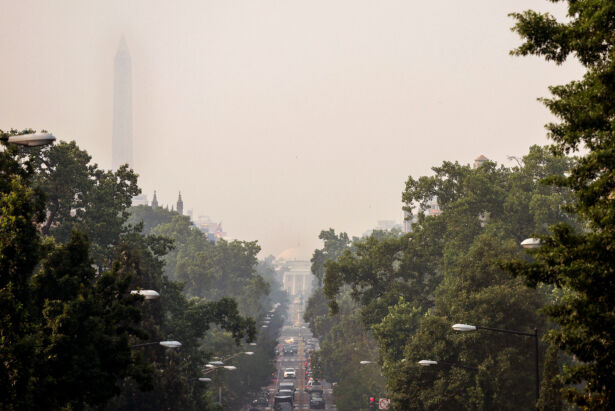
[130,289,160,300]
[453,323,539,402]
[203,360,239,404]
[418,359,477,371]
[131,340,182,348]
[2,132,56,147]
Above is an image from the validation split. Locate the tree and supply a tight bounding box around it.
[310,229,351,285]
[26,141,141,270]
[0,132,148,410]
[0,134,46,408]
[31,233,148,410]
[507,2,615,407]
[318,146,572,409]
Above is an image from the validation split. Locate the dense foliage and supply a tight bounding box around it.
[0,133,278,410]
[306,146,575,410]
[505,1,615,408]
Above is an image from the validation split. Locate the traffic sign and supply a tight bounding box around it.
[379,398,390,410]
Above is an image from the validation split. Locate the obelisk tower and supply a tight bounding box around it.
[112,37,133,170]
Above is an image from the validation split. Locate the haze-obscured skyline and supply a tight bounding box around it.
[0,1,583,259]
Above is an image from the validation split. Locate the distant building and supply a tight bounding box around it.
[195,215,226,243]
[425,196,442,216]
[151,191,159,208]
[473,154,489,169]
[132,194,148,206]
[177,192,184,215]
[112,38,134,170]
[363,219,404,237]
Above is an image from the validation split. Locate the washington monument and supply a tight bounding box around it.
[112,37,133,170]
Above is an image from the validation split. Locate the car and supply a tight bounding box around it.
[279,381,295,392]
[275,404,293,411]
[273,394,293,410]
[309,393,326,409]
[252,396,268,406]
[305,380,323,395]
[283,345,296,356]
[283,368,296,378]
[277,389,294,399]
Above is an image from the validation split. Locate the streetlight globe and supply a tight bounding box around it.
[223,366,237,370]
[521,238,541,249]
[244,351,254,355]
[159,340,182,348]
[6,132,56,147]
[208,361,224,366]
[249,342,257,346]
[359,361,374,365]
[131,289,160,299]
[418,360,438,367]
[198,377,212,382]
[452,324,477,332]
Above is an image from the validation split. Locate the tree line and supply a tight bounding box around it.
[0,134,285,410]
[305,1,615,409]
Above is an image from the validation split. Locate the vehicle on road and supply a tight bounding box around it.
[283,368,296,378]
[305,380,323,395]
[309,393,326,409]
[283,345,296,355]
[273,394,293,410]
[277,389,294,400]
[279,381,296,392]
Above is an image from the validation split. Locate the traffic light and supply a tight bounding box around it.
[369,395,376,411]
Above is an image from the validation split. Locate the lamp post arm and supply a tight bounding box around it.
[475,326,540,402]
[131,342,160,348]
[437,361,478,371]
[476,325,537,338]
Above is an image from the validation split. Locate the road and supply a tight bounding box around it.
[263,300,334,410]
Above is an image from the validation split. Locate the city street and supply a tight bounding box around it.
[260,301,334,410]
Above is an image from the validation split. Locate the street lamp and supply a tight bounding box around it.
[360,361,376,365]
[1,132,56,147]
[418,359,477,371]
[130,289,160,299]
[131,340,182,348]
[203,360,238,405]
[452,323,539,402]
[198,377,212,382]
[521,238,541,249]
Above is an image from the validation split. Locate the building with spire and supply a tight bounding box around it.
[151,191,159,208]
[112,37,134,170]
[177,192,184,215]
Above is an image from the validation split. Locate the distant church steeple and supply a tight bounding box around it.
[177,192,184,215]
[151,191,159,208]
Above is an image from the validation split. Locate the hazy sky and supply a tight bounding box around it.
[0,1,583,259]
